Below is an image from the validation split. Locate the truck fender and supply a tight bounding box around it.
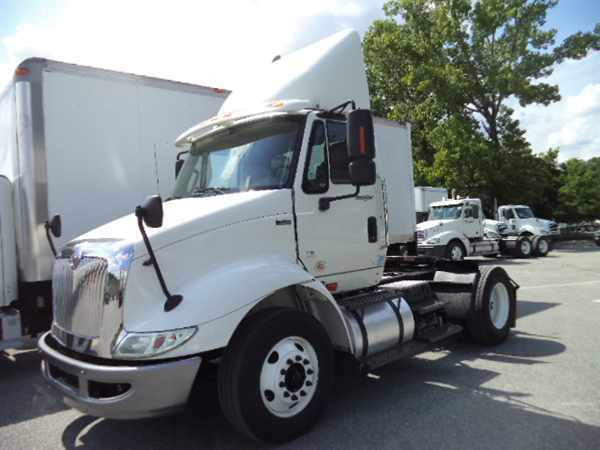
[125,256,353,356]
[519,225,538,236]
[434,230,470,255]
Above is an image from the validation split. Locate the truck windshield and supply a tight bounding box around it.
[429,205,463,220]
[173,116,302,198]
[515,207,534,219]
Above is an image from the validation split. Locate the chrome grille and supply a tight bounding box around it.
[53,256,108,338]
[51,239,134,357]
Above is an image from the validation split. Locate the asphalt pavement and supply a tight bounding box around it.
[1,241,599,450]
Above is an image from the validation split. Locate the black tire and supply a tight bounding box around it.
[465,266,515,345]
[445,239,466,261]
[218,308,333,443]
[533,236,550,256]
[515,236,533,258]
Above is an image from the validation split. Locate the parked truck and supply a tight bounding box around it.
[417,197,551,260]
[414,186,448,223]
[39,30,518,443]
[492,204,559,237]
[0,58,228,351]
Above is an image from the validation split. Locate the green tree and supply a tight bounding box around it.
[363,0,599,213]
[557,158,600,222]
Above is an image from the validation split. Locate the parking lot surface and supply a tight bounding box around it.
[1,242,599,450]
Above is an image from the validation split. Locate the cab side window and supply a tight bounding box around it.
[471,204,479,219]
[503,208,515,220]
[327,121,351,184]
[302,121,329,194]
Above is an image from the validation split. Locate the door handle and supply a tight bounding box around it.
[368,216,377,243]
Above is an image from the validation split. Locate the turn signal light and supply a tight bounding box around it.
[325,282,338,292]
[15,67,29,77]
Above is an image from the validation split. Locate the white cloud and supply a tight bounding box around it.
[0,0,385,89]
[511,51,600,162]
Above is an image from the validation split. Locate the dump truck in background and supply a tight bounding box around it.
[0,59,228,351]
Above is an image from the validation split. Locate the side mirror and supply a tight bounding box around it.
[47,214,62,238]
[464,208,472,219]
[135,195,163,228]
[175,150,189,178]
[349,159,376,186]
[347,109,375,159]
[175,159,185,178]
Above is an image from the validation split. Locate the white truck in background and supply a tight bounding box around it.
[414,186,448,223]
[417,197,551,260]
[493,204,559,237]
[0,58,228,351]
[40,30,518,443]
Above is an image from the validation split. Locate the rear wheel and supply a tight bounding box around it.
[516,236,532,258]
[218,308,333,443]
[466,266,515,345]
[534,236,550,256]
[445,240,466,261]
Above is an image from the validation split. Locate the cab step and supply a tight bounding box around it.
[364,323,463,370]
[416,323,463,343]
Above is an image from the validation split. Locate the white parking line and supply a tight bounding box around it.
[520,280,600,290]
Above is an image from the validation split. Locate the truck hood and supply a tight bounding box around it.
[73,190,292,257]
[416,219,454,232]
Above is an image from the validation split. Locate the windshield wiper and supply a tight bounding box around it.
[191,187,234,197]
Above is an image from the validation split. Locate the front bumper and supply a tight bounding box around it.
[39,331,201,419]
[417,243,446,259]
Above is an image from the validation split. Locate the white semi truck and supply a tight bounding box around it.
[417,198,551,260]
[0,59,228,351]
[493,204,559,237]
[39,31,518,443]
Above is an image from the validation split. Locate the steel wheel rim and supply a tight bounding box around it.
[488,282,510,329]
[521,240,531,255]
[259,336,318,418]
[538,239,548,254]
[451,244,463,261]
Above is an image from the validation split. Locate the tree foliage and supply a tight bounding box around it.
[363,0,600,219]
[557,158,600,222]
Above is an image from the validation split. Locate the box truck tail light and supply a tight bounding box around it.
[15,67,29,77]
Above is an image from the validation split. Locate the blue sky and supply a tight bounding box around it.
[0,0,598,160]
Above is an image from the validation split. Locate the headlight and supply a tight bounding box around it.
[113,327,197,359]
[425,237,441,244]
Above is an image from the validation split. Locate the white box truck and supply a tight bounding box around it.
[0,58,228,351]
[414,186,448,223]
[40,31,517,443]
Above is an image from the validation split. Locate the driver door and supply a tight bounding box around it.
[293,116,386,293]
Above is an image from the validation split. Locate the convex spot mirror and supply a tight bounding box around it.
[136,195,163,228]
[347,109,375,160]
[47,214,62,238]
[349,159,376,186]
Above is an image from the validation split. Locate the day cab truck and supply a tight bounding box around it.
[417,197,552,261]
[0,59,227,351]
[493,204,559,238]
[39,30,518,443]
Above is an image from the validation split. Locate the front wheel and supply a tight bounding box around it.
[516,236,533,258]
[445,240,466,261]
[218,308,333,443]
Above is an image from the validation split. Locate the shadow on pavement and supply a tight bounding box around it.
[59,331,598,450]
[0,349,68,428]
[517,300,560,319]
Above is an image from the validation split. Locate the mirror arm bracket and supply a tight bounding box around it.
[319,185,360,211]
[135,207,183,312]
[44,222,58,258]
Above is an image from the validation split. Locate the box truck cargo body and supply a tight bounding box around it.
[0,58,228,349]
